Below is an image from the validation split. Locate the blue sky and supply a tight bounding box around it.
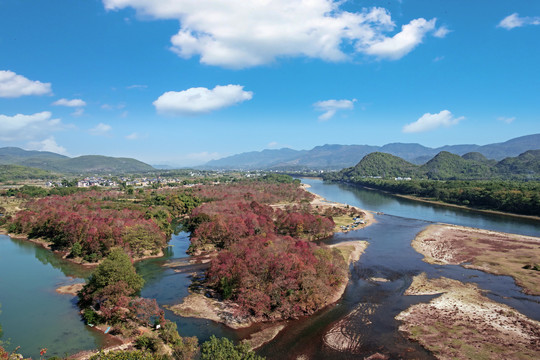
[0,0,539,166]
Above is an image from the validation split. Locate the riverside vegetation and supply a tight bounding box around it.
[323,151,540,216]
[0,174,362,359]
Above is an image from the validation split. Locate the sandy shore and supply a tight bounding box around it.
[301,183,375,232]
[240,324,286,350]
[412,224,540,295]
[167,293,255,329]
[396,273,540,359]
[167,185,372,344]
[56,283,84,296]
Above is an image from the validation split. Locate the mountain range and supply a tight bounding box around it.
[203,134,540,170]
[0,147,155,174]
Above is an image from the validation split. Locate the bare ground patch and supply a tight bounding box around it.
[412,224,540,295]
[56,283,84,296]
[397,273,540,360]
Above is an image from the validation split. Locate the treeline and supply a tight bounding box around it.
[77,248,262,360]
[336,178,540,216]
[3,187,202,261]
[0,164,58,183]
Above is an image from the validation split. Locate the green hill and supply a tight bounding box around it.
[419,151,494,180]
[0,164,58,182]
[338,152,419,180]
[0,147,155,174]
[495,150,540,177]
[327,150,540,182]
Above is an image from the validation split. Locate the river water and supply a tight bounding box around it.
[1,179,539,359]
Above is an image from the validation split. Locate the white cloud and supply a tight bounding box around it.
[268,141,279,148]
[27,136,68,155]
[403,110,464,133]
[90,123,112,135]
[433,26,450,38]
[0,111,62,141]
[314,99,356,121]
[497,116,515,124]
[498,13,540,30]
[0,70,52,98]
[153,85,253,116]
[71,108,85,117]
[364,18,436,60]
[126,132,140,140]
[433,55,445,62]
[103,1,442,68]
[101,103,126,110]
[53,98,87,107]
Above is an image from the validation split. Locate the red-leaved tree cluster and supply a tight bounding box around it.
[185,182,347,319]
[8,191,167,261]
[206,235,346,319]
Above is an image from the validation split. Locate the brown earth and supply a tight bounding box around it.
[301,183,375,233]
[412,224,540,295]
[396,273,540,360]
[56,283,84,296]
[240,324,286,350]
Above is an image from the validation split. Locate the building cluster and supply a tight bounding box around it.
[339,216,365,231]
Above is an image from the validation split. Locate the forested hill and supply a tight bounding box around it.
[0,147,155,174]
[325,150,540,181]
[203,133,540,170]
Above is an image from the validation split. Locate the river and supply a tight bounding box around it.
[0,178,539,358]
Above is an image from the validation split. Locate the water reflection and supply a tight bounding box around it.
[0,235,106,359]
[303,178,540,237]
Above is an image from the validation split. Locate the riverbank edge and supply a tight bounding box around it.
[328,180,540,222]
[0,227,165,267]
[396,273,540,359]
[166,185,372,332]
[167,239,369,349]
[301,183,376,232]
[411,224,540,295]
[1,182,374,355]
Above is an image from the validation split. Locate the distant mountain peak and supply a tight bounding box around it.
[201,133,540,170]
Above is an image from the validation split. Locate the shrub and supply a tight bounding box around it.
[200,336,264,360]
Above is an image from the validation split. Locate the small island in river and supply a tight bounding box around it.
[394,224,540,359]
[412,224,540,295]
[397,273,540,359]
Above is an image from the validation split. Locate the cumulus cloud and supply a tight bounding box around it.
[103,0,442,68]
[314,99,356,121]
[0,70,52,98]
[27,137,68,155]
[153,85,253,116]
[53,98,87,107]
[0,111,62,141]
[403,110,464,133]
[364,18,436,59]
[90,123,112,135]
[498,13,540,30]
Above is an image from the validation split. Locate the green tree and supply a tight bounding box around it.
[200,336,264,360]
[80,248,144,305]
